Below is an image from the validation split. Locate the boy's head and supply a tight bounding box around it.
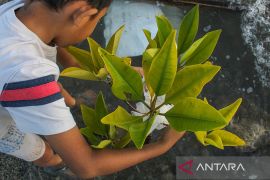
[40,0,111,11]
[25,0,112,46]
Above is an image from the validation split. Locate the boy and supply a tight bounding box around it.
[0,0,185,179]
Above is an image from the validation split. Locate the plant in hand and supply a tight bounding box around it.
[61,5,245,150]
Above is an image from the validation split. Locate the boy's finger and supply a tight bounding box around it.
[57,83,76,107]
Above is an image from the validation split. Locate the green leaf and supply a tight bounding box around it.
[95,68,108,80]
[142,48,160,96]
[142,48,160,79]
[109,125,116,139]
[122,57,132,66]
[143,29,157,48]
[203,97,209,104]
[87,38,104,70]
[60,67,99,81]
[91,140,112,149]
[204,61,213,65]
[178,5,199,55]
[204,98,243,130]
[106,25,125,54]
[66,46,94,71]
[99,48,143,101]
[219,98,242,125]
[81,104,107,136]
[143,29,152,42]
[95,92,109,121]
[101,106,143,131]
[156,15,173,47]
[205,133,224,150]
[95,92,109,135]
[165,97,227,132]
[129,115,156,149]
[194,131,207,145]
[181,30,222,66]
[114,133,131,149]
[80,127,100,145]
[209,130,245,146]
[81,105,96,128]
[148,30,178,96]
[165,64,221,104]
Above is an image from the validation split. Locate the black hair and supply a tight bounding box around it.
[40,0,111,10]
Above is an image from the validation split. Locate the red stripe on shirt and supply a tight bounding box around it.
[0,81,60,101]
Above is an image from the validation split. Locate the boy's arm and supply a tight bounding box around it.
[45,126,185,179]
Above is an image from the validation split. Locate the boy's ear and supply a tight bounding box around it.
[72,6,98,26]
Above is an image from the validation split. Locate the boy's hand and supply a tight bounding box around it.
[58,83,76,107]
[158,127,186,153]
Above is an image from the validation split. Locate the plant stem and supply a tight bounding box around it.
[151,96,158,112]
[141,101,151,110]
[125,101,140,113]
[155,102,166,111]
[142,112,151,118]
[159,113,166,116]
[125,101,149,115]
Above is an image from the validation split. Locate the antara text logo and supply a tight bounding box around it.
[196,162,245,172]
[178,159,246,175]
[175,156,270,180]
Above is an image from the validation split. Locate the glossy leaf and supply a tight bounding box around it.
[205,133,224,149]
[101,106,143,130]
[165,97,227,132]
[148,30,178,96]
[142,48,160,79]
[219,98,242,125]
[209,130,246,146]
[129,115,156,149]
[81,105,96,129]
[92,140,112,149]
[122,57,132,66]
[81,104,107,136]
[156,15,173,47]
[114,133,131,149]
[60,67,98,81]
[80,127,100,145]
[106,25,125,54]
[143,29,157,48]
[142,48,159,96]
[204,98,243,130]
[178,5,199,55]
[166,64,220,104]
[181,30,222,66]
[95,92,109,121]
[194,131,207,145]
[95,68,108,80]
[95,92,109,135]
[203,97,209,104]
[99,48,143,101]
[204,61,213,65]
[66,46,94,71]
[87,38,104,70]
[109,125,116,139]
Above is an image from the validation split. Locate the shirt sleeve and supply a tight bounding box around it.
[0,60,76,135]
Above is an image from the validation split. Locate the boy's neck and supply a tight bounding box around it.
[15,1,62,46]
